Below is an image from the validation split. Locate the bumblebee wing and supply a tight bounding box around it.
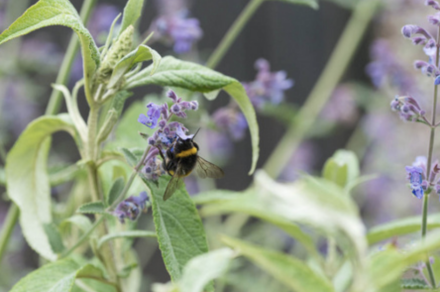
[163,172,184,201]
[195,156,224,179]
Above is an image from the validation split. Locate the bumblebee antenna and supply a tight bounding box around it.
[191,128,201,141]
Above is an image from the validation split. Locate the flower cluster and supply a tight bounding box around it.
[405,157,440,199]
[151,10,203,54]
[138,90,198,179]
[243,58,294,108]
[390,95,426,121]
[212,107,248,141]
[366,39,416,94]
[113,192,150,223]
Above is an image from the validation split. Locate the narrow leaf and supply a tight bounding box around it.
[77,202,106,214]
[120,147,138,167]
[10,259,104,292]
[126,56,259,174]
[272,0,319,9]
[367,214,440,245]
[98,230,156,248]
[222,236,335,292]
[179,248,236,292]
[43,223,65,254]
[0,0,100,92]
[5,114,75,261]
[108,45,161,88]
[142,176,211,283]
[107,177,125,206]
[120,0,145,34]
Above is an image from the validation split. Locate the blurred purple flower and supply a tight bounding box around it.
[278,141,317,182]
[212,107,248,141]
[113,192,150,223]
[321,85,358,125]
[390,95,426,121]
[88,4,120,45]
[406,165,425,199]
[206,130,234,163]
[366,39,416,94]
[19,37,62,70]
[362,113,396,142]
[244,59,294,108]
[152,10,203,54]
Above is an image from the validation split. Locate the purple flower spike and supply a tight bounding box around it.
[405,165,425,199]
[390,96,425,121]
[426,0,440,10]
[402,25,433,39]
[428,12,440,25]
[113,192,150,223]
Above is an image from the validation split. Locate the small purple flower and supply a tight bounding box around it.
[152,10,203,54]
[427,0,440,10]
[113,192,150,223]
[244,59,294,108]
[390,95,425,121]
[212,107,248,141]
[138,103,163,128]
[405,166,425,199]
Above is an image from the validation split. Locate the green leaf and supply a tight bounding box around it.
[0,0,100,94]
[322,150,359,189]
[120,0,145,34]
[126,56,259,174]
[43,223,65,254]
[0,166,5,186]
[10,259,104,292]
[98,230,156,248]
[401,278,430,290]
[107,177,125,206]
[222,236,334,292]
[367,214,440,245]
[142,176,211,283]
[271,0,319,9]
[194,190,320,260]
[178,248,235,292]
[77,202,106,214]
[108,45,162,88]
[120,147,138,167]
[60,214,93,234]
[5,114,75,261]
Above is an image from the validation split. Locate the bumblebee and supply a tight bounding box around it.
[157,131,224,200]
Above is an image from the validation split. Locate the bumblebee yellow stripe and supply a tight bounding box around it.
[176,147,197,158]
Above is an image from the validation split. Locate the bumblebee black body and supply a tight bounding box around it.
[162,138,199,177]
[157,134,224,201]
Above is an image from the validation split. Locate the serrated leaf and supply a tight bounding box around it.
[0,0,100,93]
[120,0,144,34]
[10,259,104,292]
[401,278,430,289]
[367,214,440,245]
[109,45,161,88]
[77,202,106,214]
[43,223,65,254]
[126,56,259,174]
[142,176,211,284]
[98,230,156,248]
[179,248,235,292]
[120,147,138,167]
[222,236,335,292]
[194,190,320,260]
[5,114,75,261]
[107,177,125,206]
[272,0,319,9]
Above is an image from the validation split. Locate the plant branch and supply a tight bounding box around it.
[0,203,19,263]
[263,0,381,179]
[206,0,264,69]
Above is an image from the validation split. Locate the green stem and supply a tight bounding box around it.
[59,216,105,259]
[263,0,380,178]
[45,0,97,115]
[0,204,19,263]
[206,0,264,69]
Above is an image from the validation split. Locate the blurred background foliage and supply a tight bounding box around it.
[0,0,435,291]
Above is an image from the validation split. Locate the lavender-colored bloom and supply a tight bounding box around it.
[113,192,150,223]
[152,10,203,54]
[138,103,163,128]
[428,12,440,25]
[366,40,416,93]
[212,107,248,141]
[427,0,440,10]
[244,59,294,108]
[88,4,120,45]
[390,95,425,121]
[405,166,425,199]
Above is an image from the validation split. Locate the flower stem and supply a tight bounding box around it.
[206,0,264,69]
[263,0,380,179]
[45,0,97,115]
[0,203,19,263]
